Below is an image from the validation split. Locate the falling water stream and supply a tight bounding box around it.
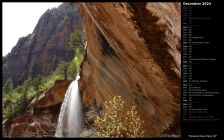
[55,75,83,137]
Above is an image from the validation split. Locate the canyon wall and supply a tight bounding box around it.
[3,3,82,86]
[79,2,181,136]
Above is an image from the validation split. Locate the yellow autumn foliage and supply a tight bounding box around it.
[94,96,145,138]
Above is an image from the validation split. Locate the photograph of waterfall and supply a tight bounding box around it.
[55,75,83,137]
[2,2,181,138]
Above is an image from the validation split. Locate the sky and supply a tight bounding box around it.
[2,2,62,56]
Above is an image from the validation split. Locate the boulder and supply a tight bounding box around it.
[28,80,72,109]
[10,114,57,137]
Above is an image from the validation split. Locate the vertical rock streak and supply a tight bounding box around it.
[79,2,181,136]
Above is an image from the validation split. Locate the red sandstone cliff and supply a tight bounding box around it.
[79,2,181,136]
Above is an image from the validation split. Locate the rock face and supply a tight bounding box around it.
[28,80,72,109]
[4,80,72,137]
[3,3,82,86]
[9,114,57,137]
[79,3,181,136]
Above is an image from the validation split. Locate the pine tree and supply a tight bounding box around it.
[69,29,84,48]
[3,77,13,95]
[33,75,43,94]
[3,78,14,117]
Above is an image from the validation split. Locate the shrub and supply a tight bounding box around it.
[94,96,145,138]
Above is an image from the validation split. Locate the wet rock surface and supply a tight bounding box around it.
[79,2,181,136]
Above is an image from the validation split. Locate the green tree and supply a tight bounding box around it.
[33,75,44,95]
[68,29,85,80]
[22,76,32,94]
[19,76,33,113]
[3,78,14,117]
[3,78,13,95]
[54,61,70,80]
[67,60,76,80]
[69,29,84,48]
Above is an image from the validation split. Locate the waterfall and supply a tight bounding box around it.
[55,75,83,137]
